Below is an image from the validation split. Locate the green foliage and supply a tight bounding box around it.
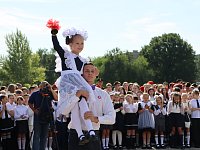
[0,29,46,85]
[133,56,154,83]
[4,29,32,84]
[195,54,200,81]
[30,53,46,84]
[140,33,196,83]
[93,48,153,84]
[36,48,59,84]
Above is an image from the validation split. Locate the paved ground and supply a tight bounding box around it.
[109,147,199,150]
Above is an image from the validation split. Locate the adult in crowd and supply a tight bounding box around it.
[28,81,58,150]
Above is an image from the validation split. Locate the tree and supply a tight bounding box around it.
[140,33,196,83]
[195,54,200,82]
[4,29,32,84]
[133,56,154,84]
[92,48,156,85]
[37,48,59,84]
[30,53,46,84]
[0,29,46,85]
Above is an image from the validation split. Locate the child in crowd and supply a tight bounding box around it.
[14,96,29,150]
[47,19,98,145]
[161,87,169,105]
[153,94,167,148]
[190,89,200,148]
[0,95,14,150]
[181,93,191,148]
[167,92,185,149]
[148,88,155,103]
[101,92,114,150]
[138,93,155,149]
[112,93,124,149]
[123,94,138,149]
[23,94,34,149]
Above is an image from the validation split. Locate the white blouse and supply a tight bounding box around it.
[123,100,138,113]
[14,105,29,121]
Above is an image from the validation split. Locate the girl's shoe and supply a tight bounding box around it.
[119,145,123,149]
[146,144,152,149]
[156,144,160,148]
[161,144,165,148]
[142,144,146,149]
[186,144,190,148]
[78,135,89,145]
[113,145,117,149]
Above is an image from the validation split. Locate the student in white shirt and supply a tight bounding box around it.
[0,95,15,150]
[14,96,29,150]
[190,89,200,148]
[167,92,184,149]
[60,63,116,150]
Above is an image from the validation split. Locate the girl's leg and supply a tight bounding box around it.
[136,130,140,147]
[1,133,7,150]
[79,98,95,135]
[130,129,136,148]
[178,127,184,148]
[45,135,48,149]
[155,131,159,146]
[102,129,106,149]
[160,131,165,146]
[126,130,131,148]
[112,130,117,147]
[186,128,190,147]
[142,131,147,147]
[48,132,53,149]
[105,129,110,148]
[117,130,123,147]
[147,131,151,147]
[170,127,176,147]
[17,134,22,150]
[21,134,26,150]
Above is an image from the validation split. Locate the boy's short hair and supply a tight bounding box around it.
[114,81,121,86]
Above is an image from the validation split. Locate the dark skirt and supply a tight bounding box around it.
[169,113,184,128]
[113,112,124,131]
[155,117,165,132]
[15,120,29,134]
[0,118,14,132]
[124,113,138,130]
[100,124,113,130]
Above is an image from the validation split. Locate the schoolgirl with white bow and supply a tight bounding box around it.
[153,94,167,148]
[167,92,185,149]
[138,93,155,149]
[46,19,98,145]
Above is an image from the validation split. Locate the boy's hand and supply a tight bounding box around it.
[76,90,89,100]
[84,111,99,123]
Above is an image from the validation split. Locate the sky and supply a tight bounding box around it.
[0,0,200,58]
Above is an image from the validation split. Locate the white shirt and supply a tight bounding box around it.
[123,100,138,113]
[190,99,200,118]
[167,101,183,114]
[0,104,12,119]
[154,105,167,116]
[14,105,29,121]
[68,87,116,130]
[6,102,16,111]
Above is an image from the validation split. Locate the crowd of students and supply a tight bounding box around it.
[96,79,200,149]
[0,80,200,150]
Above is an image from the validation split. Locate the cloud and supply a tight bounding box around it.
[0,0,60,3]
[120,14,178,50]
[0,8,48,35]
